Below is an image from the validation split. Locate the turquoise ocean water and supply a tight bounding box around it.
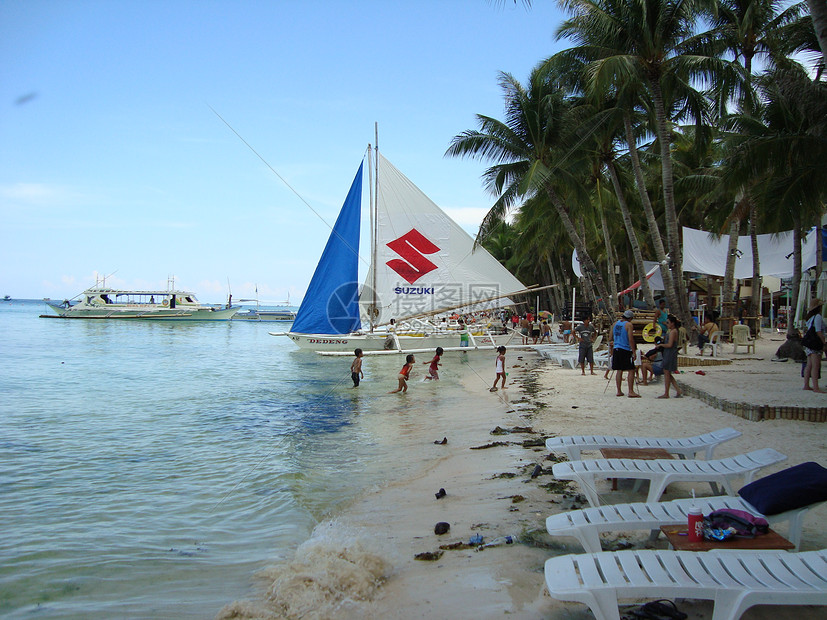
[0,300,486,618]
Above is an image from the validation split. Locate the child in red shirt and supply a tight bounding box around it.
[423,347,443,380]
[390,354,415,393]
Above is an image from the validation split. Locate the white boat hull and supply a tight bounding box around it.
[41,282,239,321]
[44,303,238,321]
[232,310,296,322]
[276,328,515,353]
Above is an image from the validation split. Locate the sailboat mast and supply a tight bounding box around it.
[367,143,375,332]
[372,122,379,332]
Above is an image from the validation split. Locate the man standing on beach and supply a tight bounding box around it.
[575,315,596,375]
[610,309,639,398]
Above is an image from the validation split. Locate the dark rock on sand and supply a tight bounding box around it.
[777,335,806,362]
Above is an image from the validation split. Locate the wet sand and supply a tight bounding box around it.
[218,332,827,620]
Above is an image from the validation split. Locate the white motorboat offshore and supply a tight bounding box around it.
[233,308,296,322]
[232,289,297,322]
[41,278,239,321]
[271,136,529,354]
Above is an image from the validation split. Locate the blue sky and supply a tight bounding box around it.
[1,0,567,304]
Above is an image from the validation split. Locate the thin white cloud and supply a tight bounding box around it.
[0,183,92,208]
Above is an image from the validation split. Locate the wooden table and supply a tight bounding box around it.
[600,447,674,491]
[660,526,795,552]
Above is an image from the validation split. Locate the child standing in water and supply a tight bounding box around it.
[423,347,443,380]
[350,348,363,387]
[490,346,507,391]
[390,354,415,393]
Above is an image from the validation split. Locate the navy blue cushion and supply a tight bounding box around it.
[738,462,827,515]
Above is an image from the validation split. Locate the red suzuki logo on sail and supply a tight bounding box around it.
[386,229,439,284]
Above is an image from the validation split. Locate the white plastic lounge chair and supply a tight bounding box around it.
[544,548,827,620]
[559,336,605,368]
[546,427,741,461]
[561,350,611,369]
[547,347,579,364]
[551,448,786,507]
[545,495,822,552]
[529,343,576,359]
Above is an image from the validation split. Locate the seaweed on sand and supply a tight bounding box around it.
[538,480,574,494]
[470,441,510,450]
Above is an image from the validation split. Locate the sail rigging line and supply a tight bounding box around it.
[208,104,370,269]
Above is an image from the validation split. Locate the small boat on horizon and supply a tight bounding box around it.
[232,289,297,322]
[41,277,239,321]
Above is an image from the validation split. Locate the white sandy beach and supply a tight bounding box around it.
[218,332,827,620]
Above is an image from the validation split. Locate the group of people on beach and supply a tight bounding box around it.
[514,311,553,345]
[608,308,683,399]
[350,345,508,394]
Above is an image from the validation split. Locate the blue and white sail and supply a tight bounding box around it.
[279,150,526,352]
[290,162,363,335]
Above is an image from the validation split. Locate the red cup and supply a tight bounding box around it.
[688,509,704,542]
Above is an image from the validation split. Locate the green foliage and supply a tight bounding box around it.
[454,0,824,308]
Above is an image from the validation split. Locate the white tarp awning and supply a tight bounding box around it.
[682,226,818,278]
[571,226,817,284]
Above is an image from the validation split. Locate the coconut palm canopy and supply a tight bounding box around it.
[448,0,825,332]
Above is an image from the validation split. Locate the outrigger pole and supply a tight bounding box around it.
[396,283,560,324]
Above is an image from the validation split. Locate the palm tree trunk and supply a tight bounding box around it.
[597,177,619,299]
[543,181,616,314]
[540,260,556,313]
[623,111,674,307]
[547,256,566,315]
[606,159,656,308]
[578,219,601,315]
[749,202,761,338]
[808,0,827,60]
[788,213,802,338]
[648,79,692,329]
[722,215,740,312]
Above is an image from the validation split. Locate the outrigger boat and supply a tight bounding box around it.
[41,277,238,321]
[232,289,296,322]
[271,137,530,354]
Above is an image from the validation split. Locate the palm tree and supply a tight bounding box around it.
[555,0,730,330]
[706,0,804,326]
[722,64,827,336]
[584,102,659,308]
[544,48,665,309]
[446,68,616,312]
